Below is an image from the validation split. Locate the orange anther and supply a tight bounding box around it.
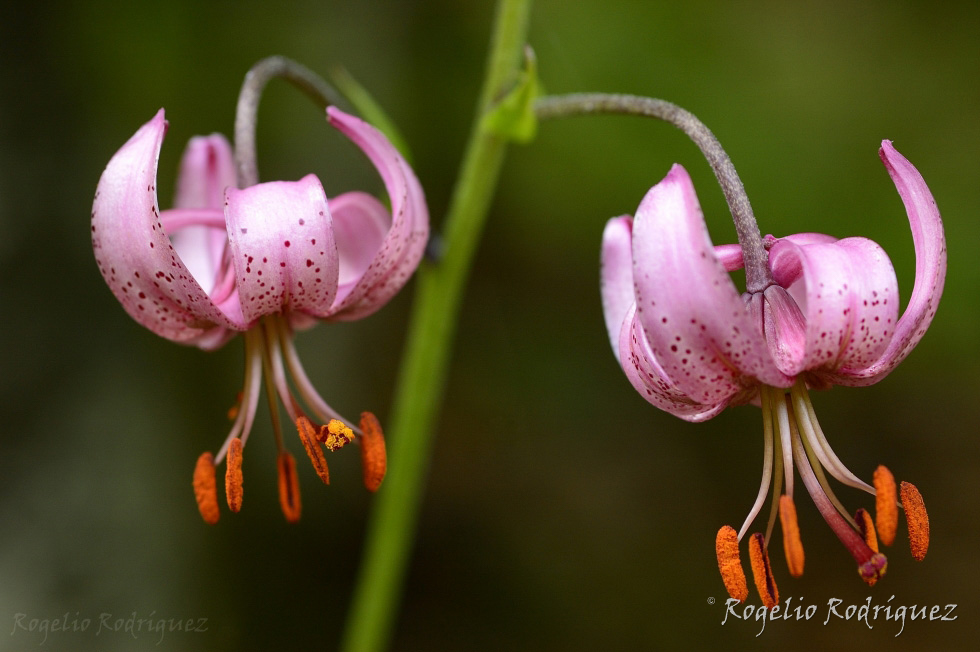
[359,411,387,492]
[193,452,220,525]
[900,481,929,561]
[778,495,805,578]
[225,437,244,512]
[277,452,302,523]
[323,419,354,452]
[873,465,898,546]
[854,507,879,553]
[715,525,748,602]
[296,416,330,485]
[748,532,779,609]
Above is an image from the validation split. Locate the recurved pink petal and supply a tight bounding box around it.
[631,165,791,404]
[170,134,237,296]
[760,285,808,377]
[91,110,248,342]
[174,134,236,209]
[777,232,839,248]
[768,236,899,375]
[225,175,340,322]
[326,107,429,320]
[766,233,840,289]
[601,216,636,354]
[832,141,946,385]
[329,191,391,300]
[714,244,744,272]
[619,306,728,422]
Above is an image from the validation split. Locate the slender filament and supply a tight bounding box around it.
[259,323,286,455]
[790,413,883,581]
[276,315,361,434]
[794,385,874,495]
[774,392,795,499]
[215,328,264,463]
[795,406,859,531]
[763,389,784,545]
[263,316,301,423]
[737,388,774,540]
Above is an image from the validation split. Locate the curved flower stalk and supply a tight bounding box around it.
[92,107,429,523]
[601,142,943,606]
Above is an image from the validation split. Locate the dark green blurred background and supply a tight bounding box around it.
[2,1,977,650]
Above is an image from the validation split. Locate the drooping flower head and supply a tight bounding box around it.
[601,142,943,605]
[92,107,428,523]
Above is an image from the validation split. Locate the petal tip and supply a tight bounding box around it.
[636,163,696,219]
[326,105,355,127]
[878,139,898,160]
[664,162,692,184]
[150,108,168,133]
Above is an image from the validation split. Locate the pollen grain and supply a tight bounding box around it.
[323,419,355,452]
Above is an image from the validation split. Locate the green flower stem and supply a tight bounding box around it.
[339,2,532,651]
[234,56,344,188]
[534,93,773,293]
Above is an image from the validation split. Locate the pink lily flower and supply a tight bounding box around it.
[92,107,428,523]
[601,142,943,606]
